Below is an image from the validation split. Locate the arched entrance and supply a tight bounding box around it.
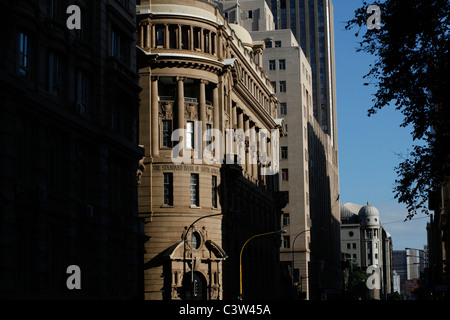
[182,271,207,300]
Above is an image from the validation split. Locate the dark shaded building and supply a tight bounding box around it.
[0,0,143,299]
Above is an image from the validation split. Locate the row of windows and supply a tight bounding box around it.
[163,173,218,208]
[139,23,217,56]
[265,39,282,48]
[161,120,213,149]
[269,59,286,71]
[271,81,287,93]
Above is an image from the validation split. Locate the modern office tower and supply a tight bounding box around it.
[0,0,143,298]
[216,0,341,299]
[136,0,286,300]
[266,0,338,147]
[340,203,394,299]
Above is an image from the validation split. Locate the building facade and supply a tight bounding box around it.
[0,0,143,299]
[340,202,393,299]
[216,0,341,299]
[266,0,338,146]
[136,0,286,300]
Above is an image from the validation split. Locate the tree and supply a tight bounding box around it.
[346,0,450,219]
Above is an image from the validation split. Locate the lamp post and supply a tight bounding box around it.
[239,229,287,300]
[183,213,224,299]
[291,229,311,288]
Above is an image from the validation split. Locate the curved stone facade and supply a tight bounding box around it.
[137,0,285,300]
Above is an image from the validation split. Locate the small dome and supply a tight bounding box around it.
[358,202,380,226]
[229,24,253,48]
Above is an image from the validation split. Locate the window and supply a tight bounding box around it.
[283,236,290,249]
[282,213,290,226]
[155,25,164,47]
[347,243,351,249]
[190,174,199,206]
[264,39,272,48]
[279,59,286,70]
[186,121,194,149]
[111,28,129,63]
[281,146,288,159]
[18,32,29,76]
[76,70,89,115]
[48,0,58,19]
[47,51,62,96]
[245,10,253,19]
[162,120,172,148]
[281,169,289,181]
[280,102,287,115]
[269,60,276,70]
[205,123,212,151]
[353,243,357,249]
[163,173,173,206]
[211,175,217,208]
[279,81,286,92]
[275,40,282,47]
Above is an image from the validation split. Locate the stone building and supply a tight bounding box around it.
[0,0,143,298]
[340,202,393,299]
[136,0,286,300]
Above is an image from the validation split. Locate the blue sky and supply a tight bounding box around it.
[333,0,429,251]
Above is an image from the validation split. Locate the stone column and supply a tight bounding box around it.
[199,80,208,152]
[212,84,220,159]
[151,76,159,157]
[177,77,185,152]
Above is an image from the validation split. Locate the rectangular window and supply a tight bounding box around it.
[269,60,276,70]
[280,102,287,115]
[211,175,217,208]
[190,173,199,206]
[76,70,89,115]
[279,59,286,70]
[48,0,58,19]
[18,32,29,76]
[186,121,194,149]
[283,235,290,249]
[206,123,212,150]
[112,28,129,63]
[163,173,173,205]
[156,25,164,47]
[275,40,282,47]
[271,81,276,93]
[282,213,290,226]
[281,168,289,181]
[279,81,286,92]
[281,146,288,159]
[245,10,253,19]
[162,120,172,148]
[47,51,62,96]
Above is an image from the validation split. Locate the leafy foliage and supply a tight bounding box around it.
[346,0,450,219]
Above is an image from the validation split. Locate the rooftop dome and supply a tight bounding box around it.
[229,23,253,48]
[358,202,380,226]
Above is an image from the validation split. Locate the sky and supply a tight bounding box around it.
[332,0,429,251]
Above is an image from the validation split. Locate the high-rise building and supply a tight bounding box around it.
[266,0,338,146]
[136,0,286,300]
[0,0,143,299]
[215,0,341,299]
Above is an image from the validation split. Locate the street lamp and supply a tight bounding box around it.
[239,229,287,300]
[291,229,311,287]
